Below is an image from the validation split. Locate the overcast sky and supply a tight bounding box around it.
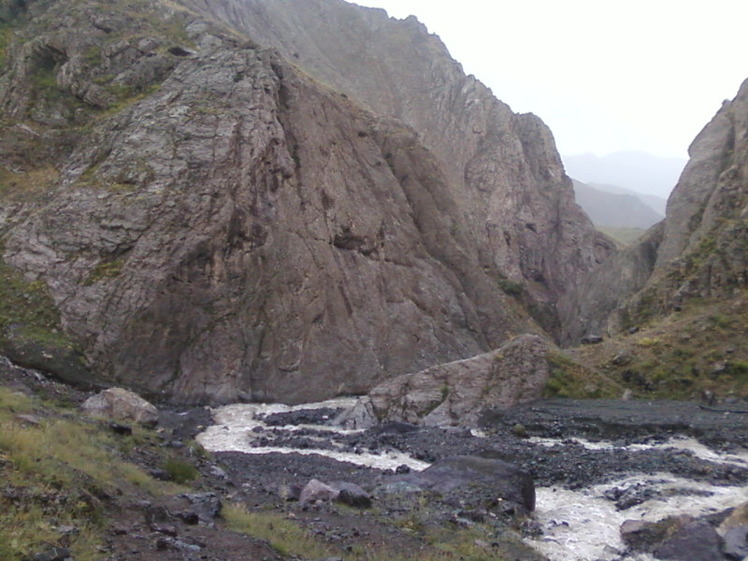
[353,0,747,160]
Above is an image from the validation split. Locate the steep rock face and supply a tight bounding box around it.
[564,79,748,341]
[178,0,616,334]
[559,223,664,343]
[369,334,550,427]
[619,80,748,324]
[1,0,538,403]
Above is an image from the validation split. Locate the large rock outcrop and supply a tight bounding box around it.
[0,0,610,403]
[369,334,551,426]
[179,0,616,335]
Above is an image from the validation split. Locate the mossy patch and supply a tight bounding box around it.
[598,225,647,246]
[0,248,95,387]
[224,501,541,561]
[0,22,13,68]
[0,254,72,350]
[0,166,59,202]
[83,258,125,286]
[497,276,524,297]
[574,291,748,400]
[544,351,621,399]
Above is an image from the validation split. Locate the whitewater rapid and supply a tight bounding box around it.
[197,399,748,561]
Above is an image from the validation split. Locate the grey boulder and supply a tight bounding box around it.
[80,387,159,426]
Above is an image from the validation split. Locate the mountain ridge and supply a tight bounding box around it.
[0,0,613,403]
[572,179,663,229]
[563,150,686,200]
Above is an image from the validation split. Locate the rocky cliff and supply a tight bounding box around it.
[178,0,616,334]
[559,79,748,400]
[563,79,748,344]
[0,0,611,404]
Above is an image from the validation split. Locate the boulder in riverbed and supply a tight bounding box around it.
[369,334,550,427]
[392,455,535,513]
[333,397,378,430]
[621,515,724,561]
[300,479,338,504]
[299,479,372,508]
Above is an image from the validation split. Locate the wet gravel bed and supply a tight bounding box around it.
[258,408,345,426]
[257,424,748,489]
[235,398,748,492]
[494,398,748,450]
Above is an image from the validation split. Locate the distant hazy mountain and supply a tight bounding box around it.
[563,151,687,199]
[588,182,668,215]
[572,180,664,229]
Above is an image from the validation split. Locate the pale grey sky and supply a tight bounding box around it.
[353,0,747,160]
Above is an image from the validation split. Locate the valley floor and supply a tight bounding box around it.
[2,358,748,561]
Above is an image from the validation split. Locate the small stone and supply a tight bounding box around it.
[336,487,372,509]
[183,492,222,522]
[723,526,748,559]
[15,414,43,425]
[56,525,79,536]
[280,483,303,501]
[33,547,71,561]
[144,505,172,525]
[207,465,228,479]
[512,423,528,438]
[300,479,338,504]
[152,523,178,537]
[109,422,133,435]
[612,352,632,366]
[177,511,199,525]
[581,334,604,344]
[149,469,172,481]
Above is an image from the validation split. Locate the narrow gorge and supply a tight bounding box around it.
[2,1,748,561]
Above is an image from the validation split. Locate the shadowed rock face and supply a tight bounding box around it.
[0,0,610,403]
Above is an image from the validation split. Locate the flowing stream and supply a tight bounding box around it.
[197,400,748,561]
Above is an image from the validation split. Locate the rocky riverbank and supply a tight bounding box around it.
[3,357,748,561]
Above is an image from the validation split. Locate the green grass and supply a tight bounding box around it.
[575,290,748,400]
[162,458,199,484]
[0,252,74,350]
[544,351,621,398]
[0,386,185,561]
[0,22,13,68]
[497,277,524,297]
[0,166,59,201]
[224,500,538,561]
[597,226,646,246]
[223,503,335,559]
[83,258,125,286]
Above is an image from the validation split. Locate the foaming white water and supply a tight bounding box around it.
[530,435,748,468]
[196,399,430,472]
[529,475,748,561]
[198,401,748,560]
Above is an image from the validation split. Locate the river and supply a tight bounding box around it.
[197,398,748,561]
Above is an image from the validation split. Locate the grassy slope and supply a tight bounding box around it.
[0,386,189,560]
[569,292,748,400]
